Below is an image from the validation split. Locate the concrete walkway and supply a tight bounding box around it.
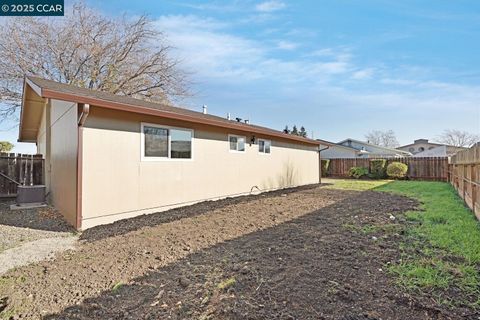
[0,234,77,275]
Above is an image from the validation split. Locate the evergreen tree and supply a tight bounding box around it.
[299,126,307,138]
[291,125,299,135]
[283,125,290,134]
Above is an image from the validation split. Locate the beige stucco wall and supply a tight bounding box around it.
[81,106,319,229]
[46,99,78,226]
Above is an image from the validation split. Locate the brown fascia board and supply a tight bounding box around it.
[316,139,336,147]
[40,88,321,146]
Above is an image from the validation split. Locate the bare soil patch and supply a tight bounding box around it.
[0,186,474,319]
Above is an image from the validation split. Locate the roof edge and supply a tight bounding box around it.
[38,86,320,146]
[338,138,411,154]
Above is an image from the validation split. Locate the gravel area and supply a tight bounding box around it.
[0,224,73,253]
[0,199,74,233]
[0,237,77,275]
[0,199,77,275]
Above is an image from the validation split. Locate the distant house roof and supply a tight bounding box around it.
[337,138,411,155]
[317,139,365,152]
[20,76,320,146]
[412,145,448,157]
[398,139,465,150]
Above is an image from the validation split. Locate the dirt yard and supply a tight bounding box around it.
[0,185,475,319]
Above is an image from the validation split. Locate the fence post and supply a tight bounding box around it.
[471,164,476,216]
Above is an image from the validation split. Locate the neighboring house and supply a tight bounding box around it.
[412,145,450,157]
[397,139,466,156]
[318,139,368,158]
[19,76,321,229]
[319,138,411,158]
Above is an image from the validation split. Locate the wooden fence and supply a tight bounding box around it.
[326,157,449,181]
[449,144,480,218]
[0,153,44,197]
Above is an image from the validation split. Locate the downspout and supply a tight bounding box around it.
[76,103,90,230]
[318,146,330,184]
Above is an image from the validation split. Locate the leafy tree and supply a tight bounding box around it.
[365,130,399,148]
[0,141,14,152]
[435,129,479,147]
[0,2,189,122]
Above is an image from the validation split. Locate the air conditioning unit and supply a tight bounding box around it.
[16,185,46,205]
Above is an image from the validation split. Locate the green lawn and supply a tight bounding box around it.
[325,178,480,307]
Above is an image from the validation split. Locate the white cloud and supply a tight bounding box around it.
[380,78,418,86]
[276,40,298,50]
[352,68,375,80]
[153,13,480,133]
[154,15,265,80]
[154,15,353,82]
[155,14,225,30]
[255,1,286,12]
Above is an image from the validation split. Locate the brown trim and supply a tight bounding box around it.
[75,103,90,230]
[41,89,320,146]
[18,78,27,142]
[76,125,83,230]
[318,150,322,184]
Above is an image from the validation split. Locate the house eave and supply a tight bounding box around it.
[40,88,321,146]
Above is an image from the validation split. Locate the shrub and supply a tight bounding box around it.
[370,159,387,179]
[386,162,408,179]
[321,159,330,177]
[348,166,369,179]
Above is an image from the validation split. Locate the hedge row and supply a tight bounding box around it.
[321,159,408,180]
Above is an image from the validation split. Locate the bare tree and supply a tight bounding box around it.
[0,2,189,122]
[365,130,400,148]
[435,129,479,147]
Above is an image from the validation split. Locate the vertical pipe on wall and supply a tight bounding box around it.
[76,103,90,230]
[318,146,330,184]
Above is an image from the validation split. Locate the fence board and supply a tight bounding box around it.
[449,144,480,218]
[326,157,448,181]
[0,153,44,196]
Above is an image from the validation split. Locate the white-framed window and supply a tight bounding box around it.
[228,134,246,152]
[141,122,193,161]
[258,139,271,154]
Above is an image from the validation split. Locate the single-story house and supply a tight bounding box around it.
[318,139,369,158]
[319,138,411,158]
[19,76,322,229]
[397,139,466,156]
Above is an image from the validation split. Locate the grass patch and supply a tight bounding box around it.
[111,282,124,292]
[217,277,236,290]
[376,181,480,264]
[0,308,16,320]
[323,178,392,191]
[328,179,480,308]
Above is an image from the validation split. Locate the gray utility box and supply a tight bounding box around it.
[16,185,46,205]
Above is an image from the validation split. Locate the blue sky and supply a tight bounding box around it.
[3,0,479,152]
